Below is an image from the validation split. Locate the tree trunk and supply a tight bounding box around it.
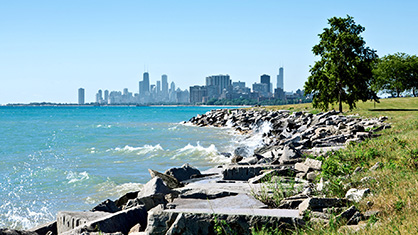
[339,92,343,113]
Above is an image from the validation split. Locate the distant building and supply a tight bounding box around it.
[162,74,168,100]
[143,72,150,93]
[190,85,207,104]
[96,89,103,104]
[274,87,285,100]
[78,88,85,105]
[176,89,190,103]
[156,81,161,95]
[232,81,246,89]
[104,90,109,104]
[206,74,231,96]
[252,83,269,97]
[260,74,271,95]
[277,67,284,90]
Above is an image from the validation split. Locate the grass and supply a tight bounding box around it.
[260,97,418,234]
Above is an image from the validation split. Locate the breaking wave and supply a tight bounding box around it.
[110,144,164,155]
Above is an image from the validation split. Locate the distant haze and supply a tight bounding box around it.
[1,1,417,104]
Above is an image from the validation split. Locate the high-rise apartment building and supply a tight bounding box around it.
[260,74,271,94]
[96,89,103,103]
[78,88,85,105]
[206,75,231,92]
[277,67,284,90]
[104,90,109,103]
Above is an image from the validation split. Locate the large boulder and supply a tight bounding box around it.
[138,177,171,198]
[279,145,302,164]
[57,211,111,234]
[91,199,120,213]
[304,158,322,171]
[115,191,140,209]
[59,206,147,235]
[0,229,37,235]
[148,169,183,189]
[27,221,57,235]
[165,164,202,182]
[299,198,348,215]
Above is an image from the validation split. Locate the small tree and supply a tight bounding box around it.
[373,53,411,97]
[407,54,418,97]
[304,15,378,112]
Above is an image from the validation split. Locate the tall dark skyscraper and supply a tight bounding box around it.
[277,67,284,90]
[78,88,85,105]
[260,74,271,93]
[162,74,168,97]
[143,72,150,93]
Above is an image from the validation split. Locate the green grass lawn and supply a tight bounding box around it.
[262,97,418,234]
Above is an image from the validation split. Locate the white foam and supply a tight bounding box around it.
[171,142,229,163]
[66,171,90,184]
[233,121,272,157]
[112,144,164,155]
[0,202,54,230]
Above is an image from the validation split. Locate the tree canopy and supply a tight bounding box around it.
[304,15,378,112]
[373,53,418,97]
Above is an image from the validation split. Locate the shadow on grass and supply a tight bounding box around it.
[369,109,418,112]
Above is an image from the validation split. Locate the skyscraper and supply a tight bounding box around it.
[78,88,85,105]
[162,74,168,96]
[206,75,231,92]
[104,90,109,103]
[143,72,150,93]
[96,90,103,104]
[156,81,161,95]
[277,67,284,90]
[260,74,271,94]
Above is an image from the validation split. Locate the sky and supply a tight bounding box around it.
[1,0,417,104]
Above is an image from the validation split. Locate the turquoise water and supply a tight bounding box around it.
[0,106,239,229]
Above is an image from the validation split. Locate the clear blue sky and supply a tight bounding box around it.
[1,0,417,104]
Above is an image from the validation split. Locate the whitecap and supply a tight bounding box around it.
[66,171,90,184]
[111,144,164,155]
[171,142,228,163]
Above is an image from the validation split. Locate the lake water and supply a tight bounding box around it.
[0,106,247,229]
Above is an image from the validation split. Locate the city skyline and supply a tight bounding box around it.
[82,66,291,105]
[1,1,418,104]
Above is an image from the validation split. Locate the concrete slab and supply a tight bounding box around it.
[167,194,267,210]
[163,208,301,218]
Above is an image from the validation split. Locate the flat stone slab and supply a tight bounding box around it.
[164,208,300,218]
[168,194,267,210]
[145,208,302,235]
[177,179,264,195]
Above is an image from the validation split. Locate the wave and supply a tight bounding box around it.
[96,124,112,128]
[0,202,54,230]
[232,121,272,157]
[66,171,90,184]
[110,144,164,155]
[171,142,229,163]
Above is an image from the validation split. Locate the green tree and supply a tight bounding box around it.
[407,54,418,97]
[304,15,378,112]
[373,52,416,97]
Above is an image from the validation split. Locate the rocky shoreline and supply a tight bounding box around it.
[2,108,390,235]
